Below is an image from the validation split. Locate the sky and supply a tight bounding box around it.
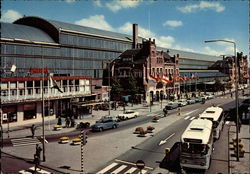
[1,0,249,57]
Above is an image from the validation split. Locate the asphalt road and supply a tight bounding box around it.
[2,91,246,174]
[92,92,243,174]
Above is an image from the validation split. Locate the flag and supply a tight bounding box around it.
[184,75,189,81]
[191,73,195,79]
[195,72,199,80]
[49,76,63,93]
[177,74,183,82]
[162,74,170,83]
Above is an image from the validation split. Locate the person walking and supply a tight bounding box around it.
[34,144,42,172]
[65,117,70,128]
[57,116,62,125]
[30,124,36,138]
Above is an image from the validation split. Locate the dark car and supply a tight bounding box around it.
[91,117,119,132]
[165,102,179,110]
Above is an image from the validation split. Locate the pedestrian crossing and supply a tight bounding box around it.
[183,116,197,121]
[19,166,51,174]
[96,160,153,174]
[11,137,41,147]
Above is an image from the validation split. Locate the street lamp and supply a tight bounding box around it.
[204,39,239,161]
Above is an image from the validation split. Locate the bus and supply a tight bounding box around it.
[180,119,213,170]
[199,106,224,140]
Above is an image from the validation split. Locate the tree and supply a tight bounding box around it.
[125,75,139,104]
[213,79,224,92]
[110,78,123,101]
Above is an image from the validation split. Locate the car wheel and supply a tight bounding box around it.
[135,115,137,118]
[99,128,103,132]
[112,125,117,129]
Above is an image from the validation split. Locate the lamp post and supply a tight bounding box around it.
[204,39,239,161]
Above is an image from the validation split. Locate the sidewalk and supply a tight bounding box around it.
[229,124,250,174]
[2,100,169,140]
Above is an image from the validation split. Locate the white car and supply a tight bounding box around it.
[177,99,188,107]
[117,110,139,120]
[186,98,196,104]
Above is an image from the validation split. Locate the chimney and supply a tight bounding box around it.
[133,24,138,49]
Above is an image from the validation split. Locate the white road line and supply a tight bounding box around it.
[125,167,137,174]
[190,117,195,120]
[112,165,127,174]
[140,169,147,174]
[97,162,118,174]
[29,167,51,174]
[115,159,154,170]
[183,109,198,116]
[184,116,190,120]
[19,170,32,174]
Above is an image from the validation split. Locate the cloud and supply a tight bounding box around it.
[93,0,102,7]
[65,0,76,3]
[163,20,183,27]
[74,15,195,54]
[106,0,141,12]
[177,1,225,13]
[117,22,156,38]
[0,9,23,23]
[75,15,113,31]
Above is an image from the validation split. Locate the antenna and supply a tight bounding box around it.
[148,10,151,35]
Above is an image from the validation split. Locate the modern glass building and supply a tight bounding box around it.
[0,16,228,127]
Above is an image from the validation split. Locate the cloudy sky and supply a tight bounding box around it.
[1,0,249,57]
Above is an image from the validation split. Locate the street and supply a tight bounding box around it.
[2,92,248,174]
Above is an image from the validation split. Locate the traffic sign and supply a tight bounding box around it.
[136,160,145,170]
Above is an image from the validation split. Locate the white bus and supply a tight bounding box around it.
[180,119,213,170]
[199,106,224,140]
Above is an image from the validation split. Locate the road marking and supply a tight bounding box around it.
[159,133,175,146]
[29,167,51,174]
[184,116,190,120]
[112,165,127,174]
[97,162,118,174]
[115,159,154,170]
[183,109,198,116]
[11,137,41,147]
[126,167,137,173]
[140,170,147,174]
[190,117,196,120]
[19,170,32,174]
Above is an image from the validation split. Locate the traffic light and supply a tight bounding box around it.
[81,131,88,145]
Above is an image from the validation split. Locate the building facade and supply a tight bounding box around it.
[1,16,245,127]
[112,37,180,103]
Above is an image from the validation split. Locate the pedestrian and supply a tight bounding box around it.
[35,144,42,160]
[34,154,40,172]
[30,124,36,138]
[70,116,75,127]
[65,117,70,128]
[57,116,62,125]
[231,92,233,98]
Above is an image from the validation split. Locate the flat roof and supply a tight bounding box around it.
[181,119,213,144]
[199,106,223,121]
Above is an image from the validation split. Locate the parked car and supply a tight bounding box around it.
[91,117,119,131]
[177,99,188,107]
[194,97,203,103]
[117,110,139,120]
[204,94,214,100]
[186,98,196,104]
[164,102,179,110]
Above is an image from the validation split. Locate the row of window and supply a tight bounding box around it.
[152,68,177,77]
[2,44,122,61]
[1,85,90,97]
[60,33,132,51]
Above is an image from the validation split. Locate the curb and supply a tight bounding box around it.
[2,152,68,174]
